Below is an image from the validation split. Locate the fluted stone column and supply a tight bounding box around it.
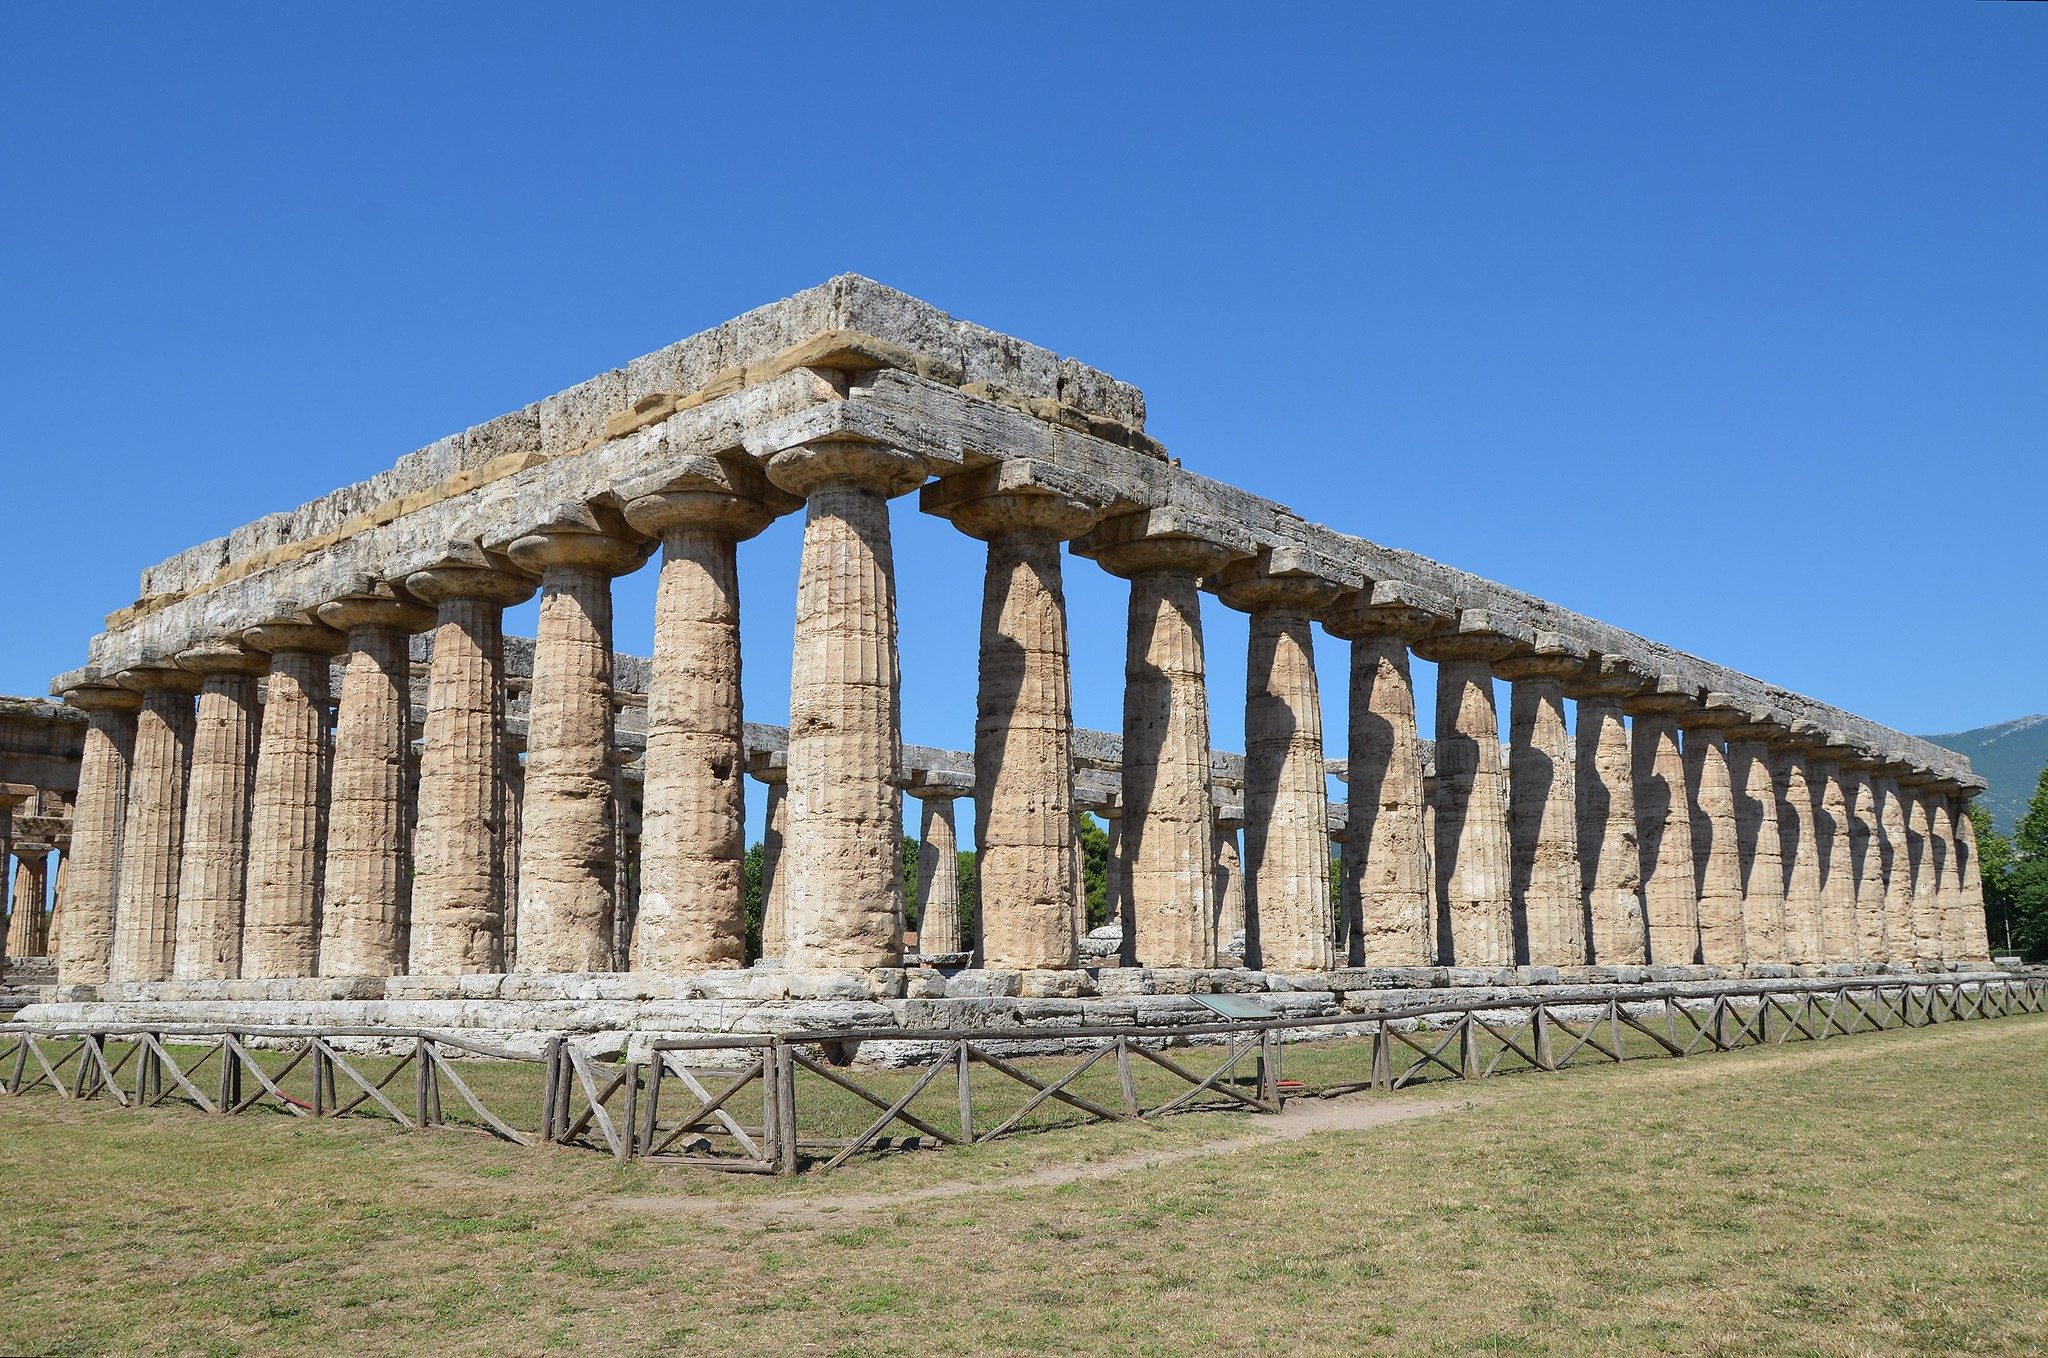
[928,468,1101,972]
[0,794,16,961]
[1565,661,1647,967]
[404,559,534,975]
[1929,795,1966,964]
[1774,740,1825,968]
[110,664,200,983]
[748,751,789,961]
[1324,584,1442,969]
[501,733,525,968]
[315,589,433,977]
[1725,718,1787,965]
[1682,703,1745,969]
[240,623,343,978]
[1217,558,1339,973]
[1414,613,1525,969]
[170,643,264,980]
[1101,805,1126,958]
[49,847,69,955]
[1628,682,1700,967]
[1952,798,1991,963]
[1213,810,1246,956]
[505,514,649,974]
[12,847,48,956]
[1874,767,1916,965]
[1844,761,1889,964]
[55,684,138,985]
[766,439,927,971]
[1080,514,1248,971]
[1900,779,1942,967]
[1498,635,1589,968]
[909,777,969,958]
[1810,743,1858,966]
[626,466,788,973]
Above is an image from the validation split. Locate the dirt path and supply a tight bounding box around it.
[612,1090,1480,1225]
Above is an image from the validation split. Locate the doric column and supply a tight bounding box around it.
[1213,805,1247,957]
[1100,801,1126,958]
[1873,761,1916,966]
[1216,551,1341,972]
[1808,736,1859,966]
[170,642,265,980]
[747,748,789,961]
[1723,713,1787,965]
[1842,757,1889,964]
[240,621,344,978]
[1497,633,1590,968]
[1772,732,1825,968]
[503,509,650,974]
[403,552,535,975]
[501,730,525,968]
[624,459,790,973]
[1898,775,1942,967]
[1413,611,1528,969]
[54,684,138,986]
[1951,793,1992,963]
[11,845,49,956]
[314,585,433,978]
[1323,583,1444,969]
[1563,657,1648,966]
[1682,698,1746,969]
[1626,678,1700,967]
[1928,792,1966,964]
[0,790,17,961]
[1076,510,1252,970]
[908,773,971,958]
[764,438,928,971]
[926,463,1103,971]
[109,664,200,983]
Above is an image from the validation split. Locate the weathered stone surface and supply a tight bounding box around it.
[1875,773,1916,963]
[1726,730,1786,965]
[1952,800,1991,963]
[1901,785,1942,967]
[1844,764,1889,964]
[1812,757,1858,965]
[911,790,964,958]
[1629,701,1697,967]
[110,667,199,983]
[1776,747,1824,967]
[241,625,341,979]
[1498,639,1585,968]
[1684,721,1744,968]
[170,646,263,980]
[1573,690,1646,966]
[766,440,926,971]
[1415,617,1521,969]
[54,685,137,985]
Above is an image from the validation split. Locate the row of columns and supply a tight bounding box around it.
[57,436,1992,986]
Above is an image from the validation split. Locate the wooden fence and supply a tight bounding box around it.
[4,976,2043,1173]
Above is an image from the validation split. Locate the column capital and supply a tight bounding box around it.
[316,580,435,635]
[115,661,203,696]
[501,504,653,576]
[920,459,1108,541]
[1212,545,1351,615]
[906,769,975,801]
[621,452,798,540]
[1073,507,1257,579]
[1619,674,1702,718]
[1560,651,1653,702]
[1412,609,1531,664]
[0,783,32,810]
[176,640,268,677]
[1723,705,1791,745]
[1676,692,1752,734]
[62,683,142,715]
[242,618,347,656]
[403,542,539,608]
[1319,578,1455,641]
[1492,630,1591,683]
[764,437,926,500]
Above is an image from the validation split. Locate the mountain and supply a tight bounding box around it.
[1922,715,2048,836]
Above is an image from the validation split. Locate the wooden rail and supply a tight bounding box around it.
[3,976,2042,1173]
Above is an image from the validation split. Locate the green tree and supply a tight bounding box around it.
[1078,813,1110,930]
[742,841,765,962]
[1994,766,2048,961]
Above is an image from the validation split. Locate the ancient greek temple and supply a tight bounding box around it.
[22,277,1992,1038]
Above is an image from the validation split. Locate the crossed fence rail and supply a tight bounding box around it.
[4,975,2043,1174]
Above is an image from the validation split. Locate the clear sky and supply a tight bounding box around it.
[4,4,2043,813]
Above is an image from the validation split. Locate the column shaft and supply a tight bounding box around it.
[1508,675,1582,967]
[1433,655,1514,968]
[55,691,137,985]
[759,777,789,959]
[1632,712,1697,965]
[1240,606,1332,971]
[1953,802,1991,963]
[171,658,260,980]
[242,642,334,978]
[1813,760,1857,965]
[915,797,963,956]
[1576,696,1646,966]
[1727,738,1785,964]
[111,674,197,983]
[1902,789,1941,966]
[1345,633,1433,967]
[1214,821,1246,954]
[1686,729,1744,967]
[1845,767,1889,963]
[1875,776,1915,963]
[1776,751,1824,967]
[317,608,420,977]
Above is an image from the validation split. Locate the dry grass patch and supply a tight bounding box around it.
[2,1014,2044,1357]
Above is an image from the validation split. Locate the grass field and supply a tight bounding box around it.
[3,1013,2045,1357]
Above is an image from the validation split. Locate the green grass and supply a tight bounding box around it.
[3,1014,2046,1356]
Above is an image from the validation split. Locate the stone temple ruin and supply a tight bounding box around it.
[10,276,1995,1049]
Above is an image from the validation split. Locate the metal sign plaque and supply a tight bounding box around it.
[1189,994,1276,1021]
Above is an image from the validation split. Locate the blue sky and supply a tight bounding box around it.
[4,3,2043,823]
